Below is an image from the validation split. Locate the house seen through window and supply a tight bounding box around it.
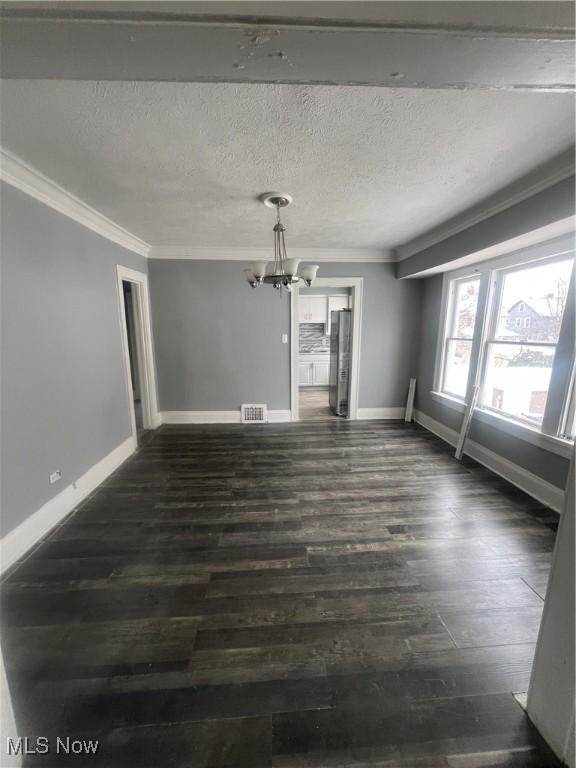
[482,257,572,425]
[436,244,575,441]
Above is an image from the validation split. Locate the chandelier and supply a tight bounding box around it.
[243,193,319,291]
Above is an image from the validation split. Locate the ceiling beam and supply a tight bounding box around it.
[1,14,574,91]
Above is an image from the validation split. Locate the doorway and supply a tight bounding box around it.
[116,266,160,445]
[122,281,144,435]
[291,277,363,421]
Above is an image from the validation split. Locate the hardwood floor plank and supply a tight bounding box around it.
[272,691,540,755]
[439,606,544,648]
[24,717,272,768]
[0,422,560,767]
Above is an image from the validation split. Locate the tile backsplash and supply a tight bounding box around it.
[300,323,330,354]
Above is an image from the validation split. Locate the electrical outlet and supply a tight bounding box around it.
[49,470,62,485]
[281,334,288,344]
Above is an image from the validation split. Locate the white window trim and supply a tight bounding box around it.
[430,390,573,457]
[559,361,576,440]
[433,234,575,452]
[433,268,483,397]
[430,392,575,457]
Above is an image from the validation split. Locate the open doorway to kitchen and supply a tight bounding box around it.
[291,277,363,421]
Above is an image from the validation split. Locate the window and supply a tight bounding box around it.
[435,239,575,445]
[480,256,573,427]
[440,277,480,399]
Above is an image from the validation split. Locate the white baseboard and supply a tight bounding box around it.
[358,407,406,420]
[0,436,135,574]
[414,409,565,512]
[414,409,457,445]
[160,410,292,424]
[267,410,292,423]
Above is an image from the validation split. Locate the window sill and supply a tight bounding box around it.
[430,391,574,458]
[431,391,465,413]
[472,409,574,458]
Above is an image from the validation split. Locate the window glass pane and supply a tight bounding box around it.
[481,343,556,424]
[453,279,480,338]
[495,258,573,343]
[443,339,473,398]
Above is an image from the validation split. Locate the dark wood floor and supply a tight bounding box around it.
[1,421,561,767]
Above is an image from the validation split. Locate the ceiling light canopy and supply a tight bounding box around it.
[243,193,319,292]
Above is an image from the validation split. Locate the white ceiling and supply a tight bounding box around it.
[0,80,573,249]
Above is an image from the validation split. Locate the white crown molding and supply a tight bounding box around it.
[148,246,394,263]
[414,409,565,512]
[396,153,575,262]
[0,148,150,257]
[0,149,394,264]
[0,150,390,264]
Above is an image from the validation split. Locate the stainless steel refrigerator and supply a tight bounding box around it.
[329,309,352,417]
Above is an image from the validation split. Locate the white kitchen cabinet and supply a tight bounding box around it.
[308,296,326,323]
[299,294,350,329]
[299,362,314,385]
[313,361,330,386]
[298,298,310,323]
[299,357,330,387]
[299,296,329,324]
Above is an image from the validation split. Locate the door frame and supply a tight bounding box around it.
[116,265,160,443]
[290,277,363,421]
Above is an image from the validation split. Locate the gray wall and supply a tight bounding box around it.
[149,260,422,412]
[316,263,422,409]
[149,260,291,411]
[398,175,575,278]
[1,182,147,537]
[416,275,570,489]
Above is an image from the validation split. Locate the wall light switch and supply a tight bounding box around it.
[50,470,62,485]
[281,334,288,344]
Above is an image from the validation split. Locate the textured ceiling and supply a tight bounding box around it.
[0,80,573,248]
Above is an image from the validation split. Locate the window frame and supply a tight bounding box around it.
[477,251,571,429]
[559,363,576,440]
[433,234,575,453]
[436,274,482,400]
